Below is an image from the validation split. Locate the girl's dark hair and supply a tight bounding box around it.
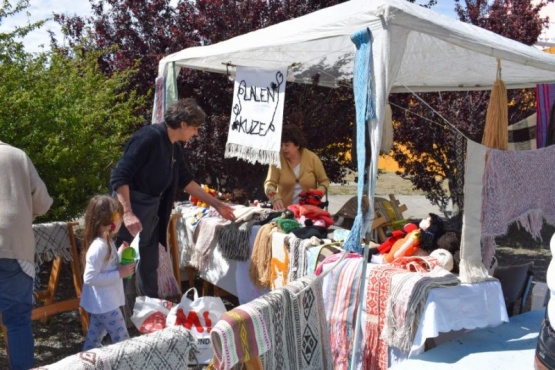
[164,98,206,129]
[420,213,445,252]
[281,124,307,149]
[81,195,123,266]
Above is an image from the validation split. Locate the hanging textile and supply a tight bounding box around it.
[152,76,166,124]
[536,83,555,148]
[459,140,489,283]
[225,66,287,167]
[451,132,466,211]
[482,60,508,150]
[481,144,555,269]
[508,113,537,150]
[343,28,376,253]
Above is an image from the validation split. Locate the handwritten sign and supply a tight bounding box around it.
[225,66,287,168]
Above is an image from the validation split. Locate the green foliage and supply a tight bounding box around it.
[0,46,145,221]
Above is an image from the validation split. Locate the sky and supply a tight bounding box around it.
[1,0,554,53]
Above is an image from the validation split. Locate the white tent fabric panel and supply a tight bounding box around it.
[159,0,555,91]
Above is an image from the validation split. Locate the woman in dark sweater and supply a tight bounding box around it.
[110,98,235,298]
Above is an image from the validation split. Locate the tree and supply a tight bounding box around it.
[389,0,548,219]
[0,24,145,221]
[53,0,438,200]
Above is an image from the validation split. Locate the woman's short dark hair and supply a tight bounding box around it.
[165,98,206,129]
[281,124,307,149]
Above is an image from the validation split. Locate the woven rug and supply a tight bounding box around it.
[36,326,197,369]
[283,275,333,370]
[211,305,271,370]
[322,257,364,370]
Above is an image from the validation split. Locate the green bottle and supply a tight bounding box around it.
[121,247,136,280]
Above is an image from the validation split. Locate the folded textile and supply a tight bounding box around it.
[382,266,460,353]
[191,217,230,270]
[211,305,271,370]
[218,219,258,261]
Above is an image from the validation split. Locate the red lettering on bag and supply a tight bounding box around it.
[175,308,213,333]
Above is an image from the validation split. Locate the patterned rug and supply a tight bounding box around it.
[35,326,197,369]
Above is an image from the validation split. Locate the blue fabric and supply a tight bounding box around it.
[343,28,375,254]
[0,258,34,370]
[83,308,129,351]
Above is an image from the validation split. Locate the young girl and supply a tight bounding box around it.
[80,195,135,350]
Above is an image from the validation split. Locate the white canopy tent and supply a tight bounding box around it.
[156,0,555,283]
[158,0,555,92]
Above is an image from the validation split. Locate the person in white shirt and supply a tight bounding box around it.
[0,141,53,370]
[535,233,555,370]
[80,195,135,350]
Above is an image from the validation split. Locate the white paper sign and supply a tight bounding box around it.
[225,66,287,168]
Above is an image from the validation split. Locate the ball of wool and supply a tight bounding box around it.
[275,217,301,234]
[430,248,454,272]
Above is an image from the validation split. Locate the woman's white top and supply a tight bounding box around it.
[292,164,302,204]
[547,233,555,327]
[80,237,124,314]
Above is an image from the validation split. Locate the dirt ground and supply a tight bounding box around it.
[1,171,553,368]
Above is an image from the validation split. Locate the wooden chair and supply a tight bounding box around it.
[373,194,408,243]
[168,213,196,300]
[1,221,89,351]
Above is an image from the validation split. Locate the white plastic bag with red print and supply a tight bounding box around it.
[166,288,227,364]
[131,296,175,334]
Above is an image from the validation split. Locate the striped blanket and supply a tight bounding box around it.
[508,113,536,150]
[536,83,555,148]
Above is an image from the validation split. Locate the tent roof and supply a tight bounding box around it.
[158,0,555,92]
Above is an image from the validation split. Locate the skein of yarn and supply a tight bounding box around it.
[430,248,454,272]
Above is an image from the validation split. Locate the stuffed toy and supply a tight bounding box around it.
[368,222,419,256]
[383,213,444,263]
[436,230,461,273]
[299,189,324,207]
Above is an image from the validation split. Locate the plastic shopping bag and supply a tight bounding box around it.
[166,288,227,364]
[131,296,175,334]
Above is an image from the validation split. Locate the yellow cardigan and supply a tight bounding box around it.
[264,148,330,207]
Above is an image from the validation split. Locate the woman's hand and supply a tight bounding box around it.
[118,262,135,279]
[123,211,142,237]
[272,199,285,211]
[216,201,236,222]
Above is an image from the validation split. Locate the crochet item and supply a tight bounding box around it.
[274,217,301,234]
[481,144,555,269]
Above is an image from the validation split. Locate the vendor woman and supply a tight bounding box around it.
[264,124,330,210]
